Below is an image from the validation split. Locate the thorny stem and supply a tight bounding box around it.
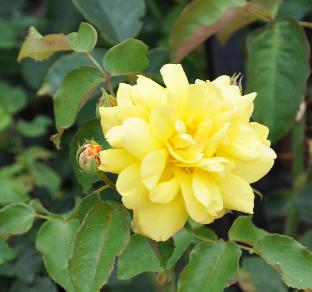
[85,52,115,96]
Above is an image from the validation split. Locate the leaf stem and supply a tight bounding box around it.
[299,21,312,29]
[97,171,116,190]
[85,52,115,96]
[284,118,306,236]
[36,213,53,220]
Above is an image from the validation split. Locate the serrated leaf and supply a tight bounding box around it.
[36,218,80,292]
[0,238,15,264]
[69,119,108,191]
[103,38,149,74]
[238,257,287,292]
[247,17,310,143]
[73,0,145,44]
[216,0,282,43]
[229,216,268,246]
[69,202,130,292]
[53,66,102,131]
[67,22,97,53]
[178,240,241,292]
[17,115,51,137]
[254,234,312,289]
[117,234,162,279]
[169,0,246,62]
[18,26,72,62]
[0,203,35,236]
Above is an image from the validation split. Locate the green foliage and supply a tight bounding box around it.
[254,235,312,289]
[72,0,145,44]
[36,219,79,291]
[103,38,149,74]
[1,1,312,291]
[0,203,35,236]
[238,257,287,292]
[247,17,310,142]
[53,67,102,131]
[118,235,162,279]
[0,239,15,264]
[69,202,130,292]
[169,0,245,62]
[229,216,268,245]
[67,22,97,53]
[178,240,241,292]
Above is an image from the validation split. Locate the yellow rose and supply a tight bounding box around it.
[98,64,276,241]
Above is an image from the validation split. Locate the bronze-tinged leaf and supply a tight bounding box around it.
[18,27,72,62]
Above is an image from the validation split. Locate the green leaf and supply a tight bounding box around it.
[0,20,18,49]
[178,240,242,292]
[216,0,282,43]
[103,38,149,74]
[18,26,72,62]
[117,234,162,279]
[300,230,312,251]
[36,218,80,292]
[193,226,218,242]
[229,216,268,246]
[0,238,15,264]
[0,176,30,205]
[0,108,11,131]
[73,0,145,44]
[67,22,97,53]
[0,82,27,114]
[169,0,245,62]
[238,257,287,292]
[0,203,35,236]
[77,193,101,222]
[29,199,62,219]
[29,162,61,196]
[17,115,51,137]
[41,49,106,95]
[278,0,312,20]
[254,234,312,289]
[247,17,310,142]
[53,66,102,131]
[69,119,108,191]
[69,202,130,292]
[166,228,194,269]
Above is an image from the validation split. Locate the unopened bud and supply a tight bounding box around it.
[96,88,116,118]
[77,141,103,173]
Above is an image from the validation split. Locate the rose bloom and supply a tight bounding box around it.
[98,64,276,241]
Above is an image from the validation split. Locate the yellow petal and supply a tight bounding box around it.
[116,162,147,198]
[227,146,276,183]
[149,177,179,203]
[116,83,133,106]
[174,167,214,224]
[98,149,136,174]
[250,122,271,146]
[150,105,178,141]
[99,107,119,134]
[105,125,124,148]
[136,75,167,110]
[122,118,162,159]
[218,174,254,214]
[192,169,223,213]
[160,64,188,111]
[141,149,168,190]
[132,195,188,241]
